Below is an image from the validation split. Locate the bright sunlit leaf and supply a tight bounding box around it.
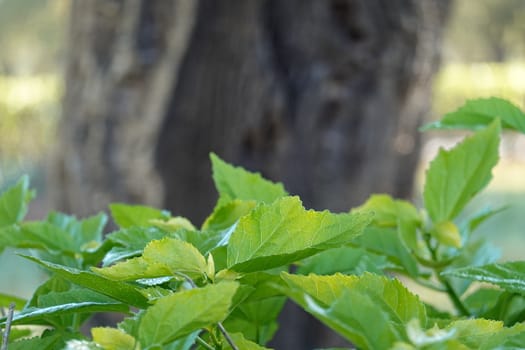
[138,282,238,347]
[227,196,371,272]
[94,237,208,281]
[424,120,500,222]
[210,153,287,207]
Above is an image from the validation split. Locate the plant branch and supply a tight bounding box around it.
[439,276,470,316]
[217,322,238,350]
[196,336,215,350]
[414,277,447,292]
[175,272,197,288]
[1,303,15,350]
[424,235,470,317]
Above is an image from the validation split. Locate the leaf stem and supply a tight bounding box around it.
[175,272,197,288]
[217,322,238,350]
[424,235,470,317]
[415,277,447,292]
[196,336,215,350]
[1,303,15,350]
[439,276,470,316]
[72,313,81,331]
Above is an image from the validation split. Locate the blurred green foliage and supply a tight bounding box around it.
[0,0,66,186]
[463,192,525,262]
[444,0,525,62]
[0,75,60,159]
[0,0,67,74]
[432,62,525,119]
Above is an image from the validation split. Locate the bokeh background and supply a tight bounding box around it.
[1,0,525,347]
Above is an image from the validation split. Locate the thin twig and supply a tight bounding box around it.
[415,277,447,292]
[217,322,238,350]
[1,303,15,350]
[196,336,215,350]
[424,236,470,317]
[175,272,197,289]
[440,276,470,316]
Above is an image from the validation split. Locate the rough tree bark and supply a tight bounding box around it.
[52,0,449,348]
[52,0,197,214]
[156,0,449,224]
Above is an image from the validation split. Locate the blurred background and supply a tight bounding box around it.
[1,0,524,348]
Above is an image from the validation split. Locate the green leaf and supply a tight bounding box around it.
[445,239,500,296]
[442,261,525,295]
[297,246,396,276]
[235,271,287,302]
[355,195,422,253]
[46,211,107,247]
[110,203,168,229]
[16,277,99,330]
[165,331,200,350]
[16,222,78,252]
[138,286,173,301]
[0,175,34,228]
[1,301,128,327]
[224,296,285,345]
[432,221,462,248]
[22,255,149,308]
[26,276,71,307]
[443,319,525,349]
[461,206,507,240]
[174,229,231,256]
[202,199,257,231]
[393,319,525,350]
[480,291,525,326]
[0,292,26,309]
[210,153,287,206]
[20,285,125,329]
[0,212,108,267]
[223,272,286,344]
[0,279,129,328]
[0,223,94,260]
[227,196,371,272]
[404,319,456,347]
[6,332,65,350]
[463,288,502,317]
[423,120,500,222]
[281,272,427,349]
[500,330,525,349]
[138,281,238,347]
[92,327,138,350]
[226,332,272,349]
[37,288,122,308]
[422,97,525,133]
[103,226,167,266]
[149,216,196,232]
[356,194,421,228]
[118,313,143,339]
[94,237,208,281]
[353,227,419,277]
[0,328,32,344]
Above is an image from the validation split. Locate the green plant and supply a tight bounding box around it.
[1,97,525,349]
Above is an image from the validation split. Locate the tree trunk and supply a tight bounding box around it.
[155,0,449,224]
[52,0,197,215]
[53,0,449,348]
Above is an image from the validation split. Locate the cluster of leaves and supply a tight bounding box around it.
[1,97,525,349]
